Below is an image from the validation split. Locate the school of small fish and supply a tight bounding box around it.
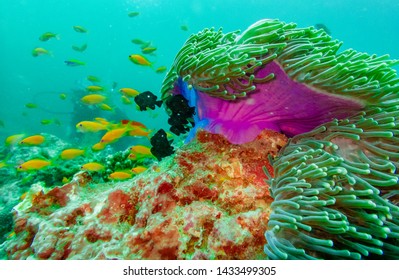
[1,11,192,183]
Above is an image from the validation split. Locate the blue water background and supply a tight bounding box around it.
[0,0,398,143]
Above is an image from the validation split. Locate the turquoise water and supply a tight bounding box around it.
[0,0,398,142]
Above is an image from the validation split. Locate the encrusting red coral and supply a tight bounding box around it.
[4,129,287,259]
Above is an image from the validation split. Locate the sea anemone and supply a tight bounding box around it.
[161,19,399,259]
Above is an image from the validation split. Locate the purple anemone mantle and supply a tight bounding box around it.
[174,60,365,144]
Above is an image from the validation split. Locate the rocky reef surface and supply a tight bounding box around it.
[1,129,287,259]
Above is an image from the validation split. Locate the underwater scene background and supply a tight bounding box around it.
[1,0,399,260]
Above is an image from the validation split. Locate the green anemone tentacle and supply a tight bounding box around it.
[265,106,399,259]
[162,18,399,103]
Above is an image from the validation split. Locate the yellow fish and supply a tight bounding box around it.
[129,145,154,160]
[59,93,67,100]
[0,161,7,169]
[39,32,59,41]
[86,85,103,92]
[65,59,85,66]
[62,177,70,184]
[81,162,105,172]
[128,54,152,66]
[99,103,113,111]
[94,117,109,125]
[130,145,152,156]
[155,66,167,73]
[121,95,132,104]
[5,134,26,146]
[19,135,45,146]
[40,119,53,125]
[81,94,106,105]
[20,192,28,200]
[131,166,147,174]
[119,88,140,97]
[91,142,106,151]
[128,11,140,17]
[141,47,157,54]
[87,75,101,82]
[18,159,51,171]
[73,25,87,33]
[76,121,107,132]
[128,126,151,138]
[60,148,85,160]
[25,103,38,109]
[32,47,50,57]
[72,44,87,52]
[140,41,152,49]
[108,171,133,180]
[128,153,138,160]
[131,38,146,45]
[100,127,128,144]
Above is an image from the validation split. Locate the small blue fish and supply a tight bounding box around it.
[65,59,85,66]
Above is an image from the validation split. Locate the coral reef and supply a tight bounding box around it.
[0,133,151,248]
[2,129,287,260]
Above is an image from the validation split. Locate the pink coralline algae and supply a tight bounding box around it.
[4,129,287,260]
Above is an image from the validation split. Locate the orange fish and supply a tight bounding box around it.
[100,127,129,144]
[121,120,147,129]
[127,126,151,138]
